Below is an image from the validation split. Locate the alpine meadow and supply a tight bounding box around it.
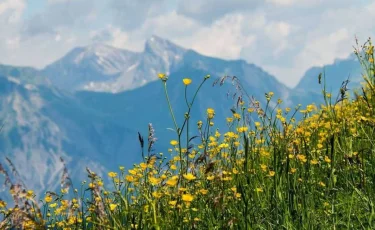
[0,35,375,229]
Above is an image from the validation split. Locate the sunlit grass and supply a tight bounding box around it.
[1,38,375,229]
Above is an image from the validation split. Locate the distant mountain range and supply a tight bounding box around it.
[43,36,186,93]
[0,35,364,198]
[295,54,362,94]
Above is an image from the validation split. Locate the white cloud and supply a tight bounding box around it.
[265,21,291,38]
[177,0,262,24]
[239,1,375,87]
[263,65,301,85]
[55,34,61,42]
[263,21,292,57]
[0,0,25,23]
[21,0,98,38]
[187,14,257,60]
[0,0,375,88]
[265,0,339,7]
[47,0,70,3]
[114,11,203,52]
[0,0,24,15]
[367,2,375,12]
[110,0,169,30]
[266,0,294,6]
[135,11,257,60]
[293,28,352,73]
[6,36,20,49]
[0,0,100,68]
[90,25,130,49]
[282,3,375,86]
[138,11,199,39]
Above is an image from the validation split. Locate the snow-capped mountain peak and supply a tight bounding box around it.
[145,35,185,55]
[43,35,189,93]
[70,43,139,74]
[144,35,186,62]
[73,43,122,65]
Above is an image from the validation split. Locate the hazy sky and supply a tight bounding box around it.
[0,0,374,87]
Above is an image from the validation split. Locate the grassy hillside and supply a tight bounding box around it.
[1,38,375,229]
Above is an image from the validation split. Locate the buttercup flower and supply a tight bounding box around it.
[183,173,196,181]
[108,172,117,178]
[183,78,192,85]
[182,194,194,202]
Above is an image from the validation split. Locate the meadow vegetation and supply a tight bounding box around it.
[1,38,375,229]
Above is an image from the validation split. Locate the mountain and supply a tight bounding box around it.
[0,69,144,197]
[75,49,294,148]
[43,35,186,93]
[0,64,48,86]
[295,54,363,95]
[42,44,140,93]
[0,35,331,200]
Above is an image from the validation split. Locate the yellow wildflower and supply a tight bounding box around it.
[183,173,196,181]
[152,191,162,198]
[237,126,248,133]
[260,164,267,172]
[207,175,215,180]
[207,108,215,119]
[170,164,177,170]
[26,190,34,199]
[324,156,331,163]
[0,200,7,208]
[126,175,135,182]
[199,189,208,195]
[42,195,51,205]
[108,172,117,178]
[166,178,178,187]
[170,140,178,146]
[149,177,161,186]
[182,194,194,202]
[183,78,192,85]
[109,204,117,211]
[158,73,166,80]
[140,162,147,170]
[233,113,241,119]
[169,200,177,206]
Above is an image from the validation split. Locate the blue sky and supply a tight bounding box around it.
[0,0,374,87]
